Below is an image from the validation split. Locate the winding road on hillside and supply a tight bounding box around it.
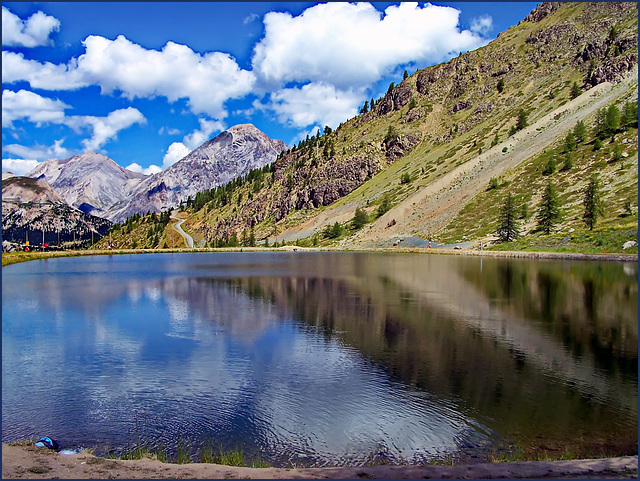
[170,212,194,248]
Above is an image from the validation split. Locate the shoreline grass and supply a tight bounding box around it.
[3,240,637,268]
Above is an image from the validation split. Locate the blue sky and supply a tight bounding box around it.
[2,2,538,176]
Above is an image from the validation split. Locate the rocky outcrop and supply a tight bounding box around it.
[451,100,473,113]
[523,2,561,23]
[383,134,420,161]
[377,82,413,115]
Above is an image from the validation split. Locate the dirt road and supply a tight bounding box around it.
[170,212,194,248]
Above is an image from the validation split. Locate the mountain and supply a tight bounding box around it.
[109,124,286,222]
[96,2,638,252]
[2,176,113,250]
[27,152,147,219]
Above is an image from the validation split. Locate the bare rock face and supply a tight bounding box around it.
[377,82,414,116]
[451,100,473,113]
[27,152,147,219]
[383,134,420,161]
[403,107,426,123]
[111,124,286,222]
[523,2,561,23]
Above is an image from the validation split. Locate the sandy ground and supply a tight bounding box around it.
[2,445,637,479]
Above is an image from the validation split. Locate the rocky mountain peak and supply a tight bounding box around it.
[110,124,286,221]
[26,152,148,218]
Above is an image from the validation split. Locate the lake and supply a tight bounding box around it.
[2,252,637,466]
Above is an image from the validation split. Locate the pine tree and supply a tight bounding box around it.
[621,100,638,130]
[403,70,409,80]
[497,78,505,93]
[604,104,620,138]
[569,81,581,100]
[594,107,607,140]
[564,131,577,152]
[497,192,520,242]
[536,181,561,235]
[583,174,604,230]
[573,120,587,143]
[351,207,368,230]
[516,109,528,131]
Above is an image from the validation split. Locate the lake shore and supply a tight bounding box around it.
[2,444,638,479]
[2,246,637,267]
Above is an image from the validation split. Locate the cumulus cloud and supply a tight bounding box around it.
[2,6,60,48]
[125,162,162,176]
[2,158,42,176]
[162,142,190,169]
[64,107,146,151]
[161,117,224,169]
[252,2,489,90]
[2,89,70,128]
[470,15,493,36]
[2,35,256,120]
[2,51,89,90]
[183,118,224,150]
[261,82,362,129]
[3,139,71,162]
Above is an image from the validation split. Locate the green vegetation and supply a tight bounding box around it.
[351,207,368,230]
[582,174,604,230]
[497,192,520,242]
[489,225,637,254]
[535,180,561,234]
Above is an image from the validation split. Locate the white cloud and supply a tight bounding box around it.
[260,82,363,129]
[2,35,256,120]
[252,2,489,90]
[2,51,89,90]
[162,142,190,169]
[158,126,181,136]
[3,139,71,162]
[2,6,60,48]
[470,15,493,36]
[2,157,41,176]
[2,89,70,128]
[161,117,224,169]
[125,162,162,176]
[243,13,259,25]
[183,118,224,150]
[64,107,146,151]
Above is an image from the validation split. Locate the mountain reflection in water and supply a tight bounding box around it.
[2,252,637,465]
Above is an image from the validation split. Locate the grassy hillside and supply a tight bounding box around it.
[102,2,639,254]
